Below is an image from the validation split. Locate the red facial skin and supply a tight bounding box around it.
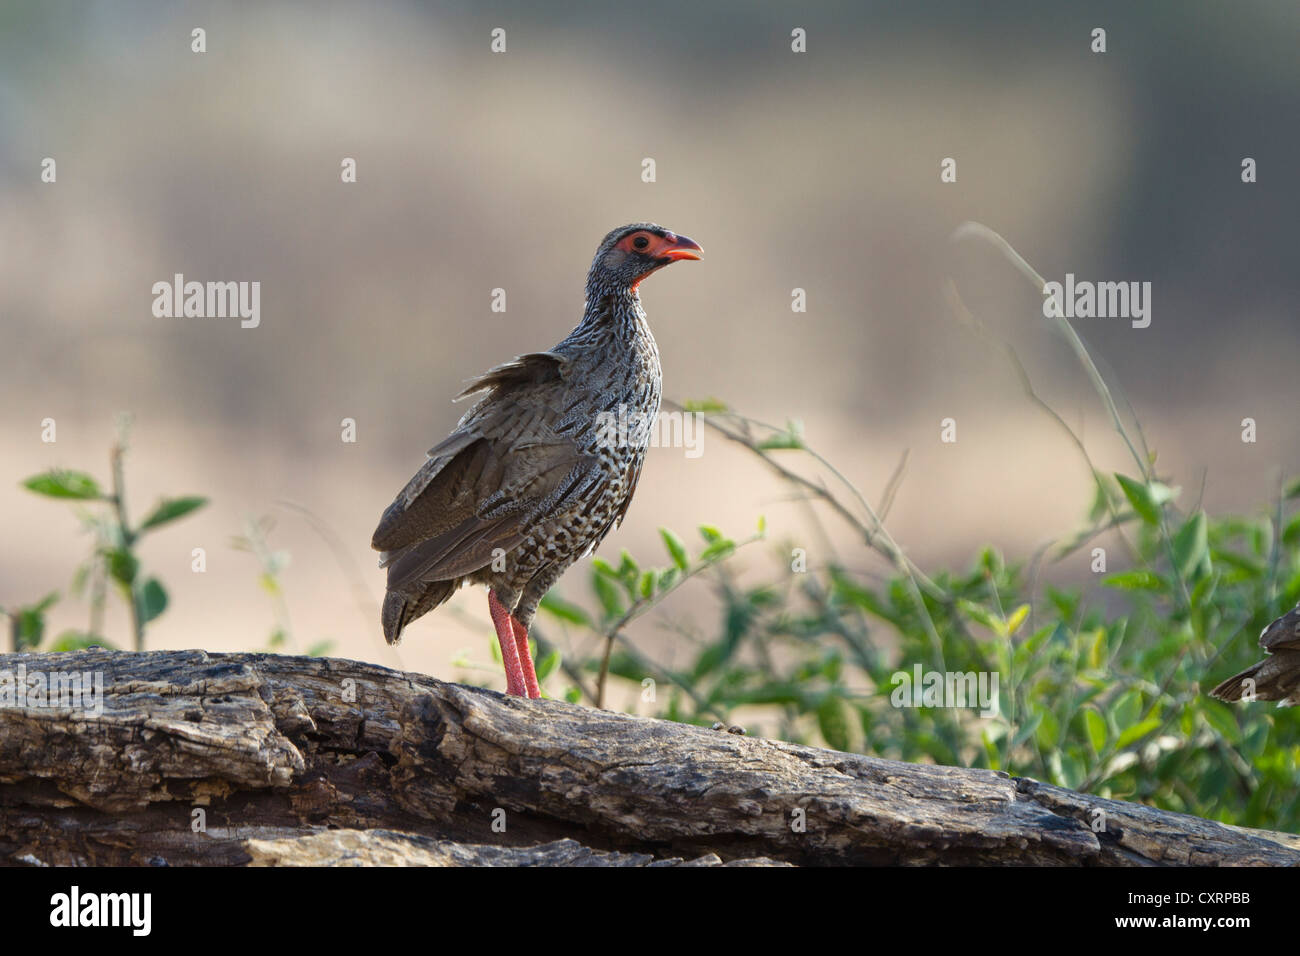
[616,230,703,290]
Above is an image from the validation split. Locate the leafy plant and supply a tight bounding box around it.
[0,591,59,652]
[20,416,206,651]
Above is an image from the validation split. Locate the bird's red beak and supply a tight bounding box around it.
[660,234,703,261]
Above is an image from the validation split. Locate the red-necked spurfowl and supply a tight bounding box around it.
[372,223,702,697]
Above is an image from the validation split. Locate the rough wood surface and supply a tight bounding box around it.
[0,649,1294,866]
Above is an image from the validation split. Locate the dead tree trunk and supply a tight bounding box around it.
[0,649,1294,866]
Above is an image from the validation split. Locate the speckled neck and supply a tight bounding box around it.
[562,283,648,353]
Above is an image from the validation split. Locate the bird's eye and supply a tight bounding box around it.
[632,235,650,251]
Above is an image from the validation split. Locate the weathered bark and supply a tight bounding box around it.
[0,649,1294,866]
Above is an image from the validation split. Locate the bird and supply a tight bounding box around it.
[1209,603,1300,705]
[371,222,702,698]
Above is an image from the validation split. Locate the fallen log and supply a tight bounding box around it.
[0,649,1294,866]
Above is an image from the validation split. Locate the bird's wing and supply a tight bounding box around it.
[376,440,599,588]
[1259,605,1300,652]
[372,349,598,589]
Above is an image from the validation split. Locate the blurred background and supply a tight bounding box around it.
[2,0,1297,687]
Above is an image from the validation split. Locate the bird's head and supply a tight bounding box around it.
[587,222,703,296]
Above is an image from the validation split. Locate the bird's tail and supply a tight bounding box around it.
[381,580,457,644]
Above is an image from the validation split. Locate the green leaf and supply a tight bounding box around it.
[1010,711,1044,752]
[616,549,639,580]
[305,641,334,657]
[637,570,656,600]
[14,612,43,649]
[1034,709,1061,751]
[105,548,139,587]
[1112,689,1143,730]
[758,420,805,450]
[831,575,898,622]
[1056,751,1085,790]
[22,470,103,500]
[757,430,804,451]
[659,528,689,571]
[1114,474,1160,524]
[698,539,736,563]
[8,592,59,650]
[816,696,851,751]
[959,599,1003,633]
[1282,513,1300,548]
[979,547,1005,577]
[1188,573,1218,615]
[698,525,723,544]
[1284,476,1300,500]
[592,573,625,620]
[1210,548,1264,577]
[137,577,168,625]
[1101,570,1168,591]
[680,397,729,413]
[1005,603,1030,636]
[1115,717,1162,749]
[1016,624,1057,668]
[1083,708,1108,753]
[821,652,843,683]
[563,686,582,704]
[138,496,208,533]
[1088,628,1108,670]
[536,649,561,682]
[691,642,728,681]
[538,593,592,628]
[1171,511,1209,580]
[1201,703,1241,745]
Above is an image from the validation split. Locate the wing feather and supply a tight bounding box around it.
[373,348,597,592]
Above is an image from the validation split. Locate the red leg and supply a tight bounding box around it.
[488,590,526,696]
[511,618,541,699]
